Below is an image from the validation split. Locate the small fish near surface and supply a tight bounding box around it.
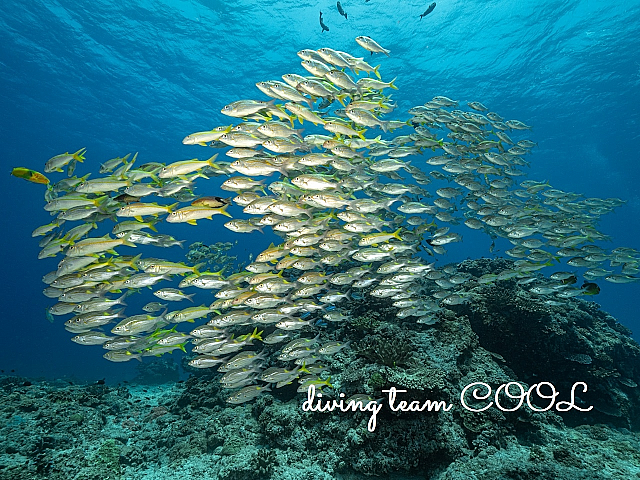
[319,11,330,33]
[337,1,348,19]
[419,2,436,19]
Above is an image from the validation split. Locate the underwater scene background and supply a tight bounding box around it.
[1,0,640,479]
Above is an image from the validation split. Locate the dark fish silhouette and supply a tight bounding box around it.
[337,1,348,20]
[419,2,436,19]
[319,11,330,32]
[581,281,600,295]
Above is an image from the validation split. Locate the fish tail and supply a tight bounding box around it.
[117,292,129,307]
[217,204,232,218]
[193,262,206,275]
[73,147,87,162]
[251,328,264,341]
[373,65,381,79]
[393,227,403,240]
[121,234,138,248]
[129,253,143,270]
[206,153,220,168]
[389,77,398,90]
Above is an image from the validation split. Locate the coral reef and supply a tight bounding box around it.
[1,258,639,479]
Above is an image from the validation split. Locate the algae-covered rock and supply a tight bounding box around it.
[74,439,121,480]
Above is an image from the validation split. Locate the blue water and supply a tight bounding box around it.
[1,0,639,382]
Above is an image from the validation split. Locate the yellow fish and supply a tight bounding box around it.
[11,167,50,185]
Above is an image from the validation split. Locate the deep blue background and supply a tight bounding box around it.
[1,0,638,382]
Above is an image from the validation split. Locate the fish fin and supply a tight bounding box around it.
[73,147,87,162]
[206,154,219,167]
[300,362,311,375]
[129,253,142,270]
[373,65,381,80]
[186,220,197,225]
[217,204,232,218]
[193,263,205,275]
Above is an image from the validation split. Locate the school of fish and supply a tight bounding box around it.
[31,37,639,405]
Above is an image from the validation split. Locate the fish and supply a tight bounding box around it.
[103,350,142,362]
[44,148,86,173]
[604,274,639,284]
[71,332,112,345]
[319,11,329,33]
[158,155,219,179]
[221,100,274,118]
[75,177,131,194]
[166,305,212,323]
[182,126,232,145]
[285,103,326,126]
[25,35,640,413]
[419,2,436,19]
[143,301,168,312]
[226,385,271,404]
[116,202,179,221]
[355,36,390,56]
[99,154,131,173]
[11,167,50,185]
[337,2,347,19]
[166,204,232,225]
[580,281,600,295]
[345,107,390,132]
[65,234,137,257]
[153,288,195,302]
[112,219,159,235]
[112,311,166,335]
